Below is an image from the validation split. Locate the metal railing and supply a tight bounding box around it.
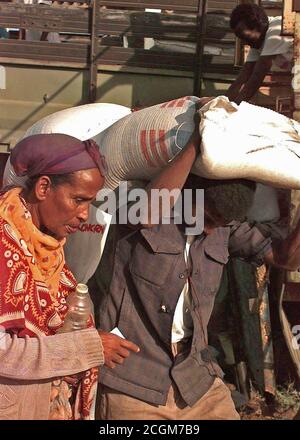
[0,0,239,99]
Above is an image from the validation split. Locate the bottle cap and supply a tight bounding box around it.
[76,283,88,295]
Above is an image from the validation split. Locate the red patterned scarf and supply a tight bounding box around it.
[0,188,98,419]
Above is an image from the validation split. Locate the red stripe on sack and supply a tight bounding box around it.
[158,130,170,163]
[160,101,168,108]
[176,98,186,108]
[140,130,156,167]
[166,99,177,108]
[149,129,165,166]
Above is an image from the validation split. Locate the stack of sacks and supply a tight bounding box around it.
[97,95,283,222]
[5,96,299,192]
[79,96,300,191]
[7,95,299,280]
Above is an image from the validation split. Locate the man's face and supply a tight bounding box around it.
[203,205,227,235]
[234,22,266,49]
[185,192,227,235]
[37,168,104,240]
[182,176,228,234]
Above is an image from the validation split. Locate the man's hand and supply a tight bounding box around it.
[226,62,255,102]
[232,56,273,104]
[98,331,140,369]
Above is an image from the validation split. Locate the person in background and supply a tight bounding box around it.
[0,133,138,420]
[227,3,293,104]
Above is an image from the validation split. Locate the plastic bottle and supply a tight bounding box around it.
[58,283,93,333]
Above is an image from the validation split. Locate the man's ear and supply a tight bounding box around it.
[34,176,52,201]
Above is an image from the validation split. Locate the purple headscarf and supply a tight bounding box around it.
[10,134,107,178]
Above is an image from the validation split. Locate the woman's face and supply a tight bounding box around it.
[35,168,104,240]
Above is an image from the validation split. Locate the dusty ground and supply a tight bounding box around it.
[238,387,300,420]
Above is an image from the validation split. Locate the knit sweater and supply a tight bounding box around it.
[0,328,104,419]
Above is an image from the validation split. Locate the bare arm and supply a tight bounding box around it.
[264,220,300,271]
[140,123,200,227]
[233,56,273,105]
[226,62,255,102]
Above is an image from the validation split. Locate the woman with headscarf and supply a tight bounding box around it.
[0,133,138,420]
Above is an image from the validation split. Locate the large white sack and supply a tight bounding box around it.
[24,103,131,140]
[3,102,131,188]
[195,96,300,189]
[64,207,112,284]
[98,96,200,190]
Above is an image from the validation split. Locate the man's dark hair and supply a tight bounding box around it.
[184,175,256,223]
[230,4,269,32]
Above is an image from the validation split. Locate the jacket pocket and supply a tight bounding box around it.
[130,241,181,287]
[201,241,229,296]
[204,241,229,265]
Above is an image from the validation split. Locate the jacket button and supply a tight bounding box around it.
[160,304,168,313]
[179,273,185,279]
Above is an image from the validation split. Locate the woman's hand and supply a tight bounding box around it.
[98,331,140,369]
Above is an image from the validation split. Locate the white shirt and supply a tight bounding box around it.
[171,235,195,343]
[246,16,293,71]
